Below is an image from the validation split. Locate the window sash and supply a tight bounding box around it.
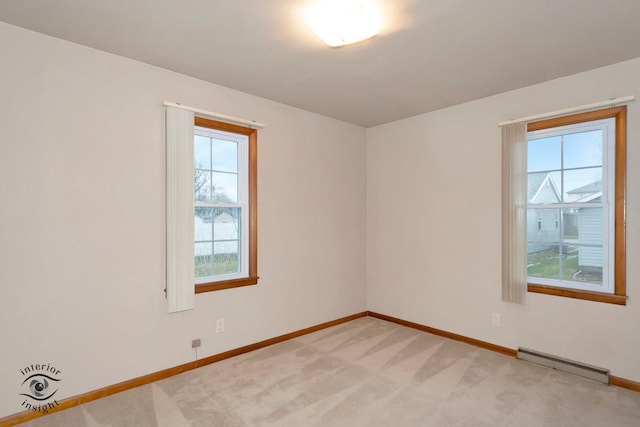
[194,126,249,284]
[525,118,615,294]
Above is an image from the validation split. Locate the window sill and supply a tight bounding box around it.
[196,276,259,294]
[528,283,627,305]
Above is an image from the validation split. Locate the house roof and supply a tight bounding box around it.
[527,172,560,204]
[528,173,547,202]
[575,192,602,203]
[567,181,602,194]
[529,176,603,204]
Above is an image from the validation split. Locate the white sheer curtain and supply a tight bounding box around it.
[166,106,195,313]
[501,123,527,304]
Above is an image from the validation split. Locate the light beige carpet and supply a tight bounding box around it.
[19,317,640,426]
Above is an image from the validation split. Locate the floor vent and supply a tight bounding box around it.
[517,347,610,384]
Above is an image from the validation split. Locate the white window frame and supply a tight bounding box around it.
[194,126,250,284]
[526,118,615,294]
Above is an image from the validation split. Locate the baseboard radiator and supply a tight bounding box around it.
[517,347,610,384]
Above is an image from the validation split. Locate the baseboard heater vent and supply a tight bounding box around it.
[517,347,610,384]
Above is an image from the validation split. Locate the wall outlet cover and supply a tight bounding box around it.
[492,313,501,327]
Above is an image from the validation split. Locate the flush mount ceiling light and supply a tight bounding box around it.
[306,0,381,48]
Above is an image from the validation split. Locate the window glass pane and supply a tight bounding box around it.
[528,136,561,172]
[527,171,561,205]
[527,249,561,281]
[563,130,602,169]
[213,208,241,241]
[527,207,605,285]
[213,207,240,240]
[194,135,211,169]
[212,172,238,203]
[194,169,212,202]
[212,138,238,173]
[195,207,213,241]
[563,167,602,203]
[562,208,578,240]
[571,206,603,245]
[213,242,240,275]
[195,208,242,279]
[527,207,562,282]
[212,208,240,276]
[564,246,603,285]
[195,242,213,278]
[527,208,560,248]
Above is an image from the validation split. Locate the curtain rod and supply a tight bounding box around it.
[163,101,266,129]
[497,95,635,127]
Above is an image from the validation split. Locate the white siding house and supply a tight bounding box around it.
[527,172,561,253]
[568,181,604,268]
[578,207,603,267]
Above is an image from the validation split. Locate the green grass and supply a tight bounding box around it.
[195,254,239,278]
[527,249,579,281]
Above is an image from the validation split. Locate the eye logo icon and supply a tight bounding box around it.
[19,363,63,414]
[21,374,59,401]
[21,374,60,401]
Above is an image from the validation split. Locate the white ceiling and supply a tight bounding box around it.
[2,0,640,127]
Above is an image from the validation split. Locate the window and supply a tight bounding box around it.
[525,107,626,304]
[166,106,260,312]
[193,117,258,293]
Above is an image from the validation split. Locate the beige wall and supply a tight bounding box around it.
[0,22,367,417]
[367,57,640,383]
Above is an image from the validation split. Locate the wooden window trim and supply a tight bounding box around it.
[526,106,626,305]
[194,117,258,293]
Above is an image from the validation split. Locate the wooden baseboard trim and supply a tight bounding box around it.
[367,311,640,394]
[367,311,517,357]
[3,310,637,425]
[0,312,367,426]
[195,312,368,367]
[610,375,640,392]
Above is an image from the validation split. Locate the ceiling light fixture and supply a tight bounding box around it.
[306,0,381,48]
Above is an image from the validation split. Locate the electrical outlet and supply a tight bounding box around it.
[192,339,201,348]
[492,312,501,327]
[216,318,225,333]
